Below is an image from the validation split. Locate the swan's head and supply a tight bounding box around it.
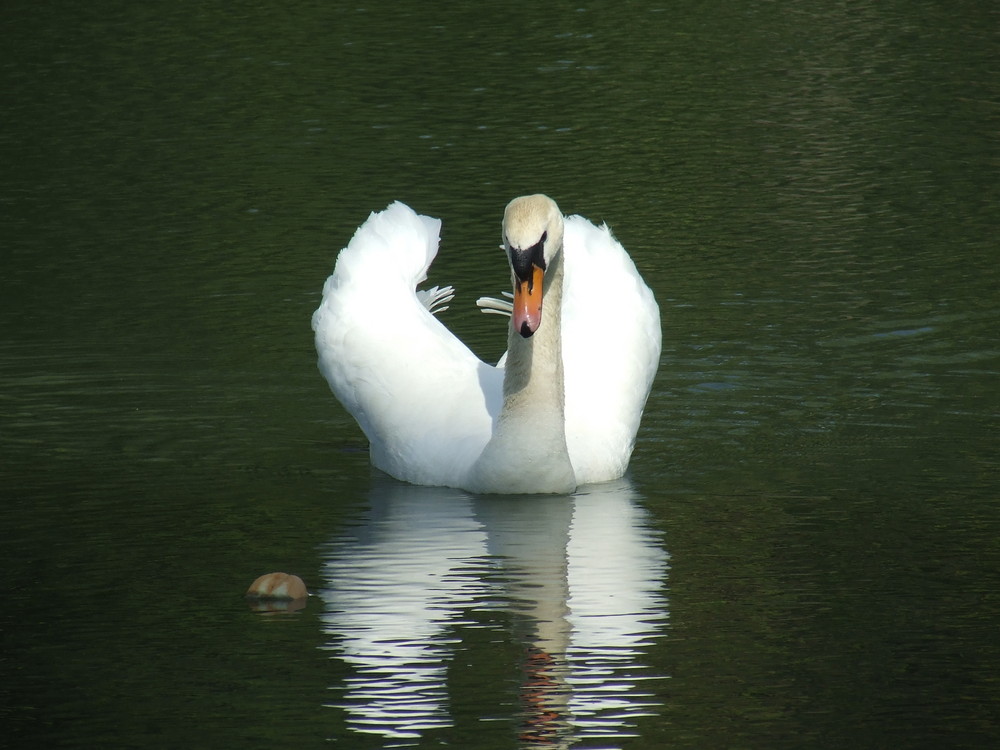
[502,194,564,338]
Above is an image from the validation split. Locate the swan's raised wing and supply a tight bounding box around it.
[312,202,502,488]
[560,216,661,485]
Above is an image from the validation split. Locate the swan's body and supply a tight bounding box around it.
[312,195,660,494]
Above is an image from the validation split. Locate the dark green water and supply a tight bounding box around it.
[2,1,997,748]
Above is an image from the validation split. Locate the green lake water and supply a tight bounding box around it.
[2,1,998,748]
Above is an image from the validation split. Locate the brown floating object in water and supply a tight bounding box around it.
[246,572,307,601]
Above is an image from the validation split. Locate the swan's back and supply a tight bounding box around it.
[561,216,661,485]
[312,202,501,488]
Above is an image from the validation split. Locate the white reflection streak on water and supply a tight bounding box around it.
[318,477,669,745]
[567,489,669,735]
[318,483,488,739]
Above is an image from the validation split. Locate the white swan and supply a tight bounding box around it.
[312,195,660,494]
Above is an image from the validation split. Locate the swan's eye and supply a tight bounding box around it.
[541,231,548,244]
[510,235,547,280]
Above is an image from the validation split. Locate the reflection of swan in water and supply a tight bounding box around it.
[318,477,669,746]
[317,483,488,739]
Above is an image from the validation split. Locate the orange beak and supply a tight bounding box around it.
[512,264,545,338]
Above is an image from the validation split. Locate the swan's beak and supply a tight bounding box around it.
[512,263,545,338]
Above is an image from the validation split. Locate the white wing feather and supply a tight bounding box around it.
[560,216,661,484]
[311,202,502,488]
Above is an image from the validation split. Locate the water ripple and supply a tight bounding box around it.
[318,478,670,746]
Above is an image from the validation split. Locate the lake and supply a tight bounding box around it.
[2,1,998,748]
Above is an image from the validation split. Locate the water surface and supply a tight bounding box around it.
[2,1,998,748]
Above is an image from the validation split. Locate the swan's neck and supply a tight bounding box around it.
[502,251,566,416]
[469,251,576,494]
